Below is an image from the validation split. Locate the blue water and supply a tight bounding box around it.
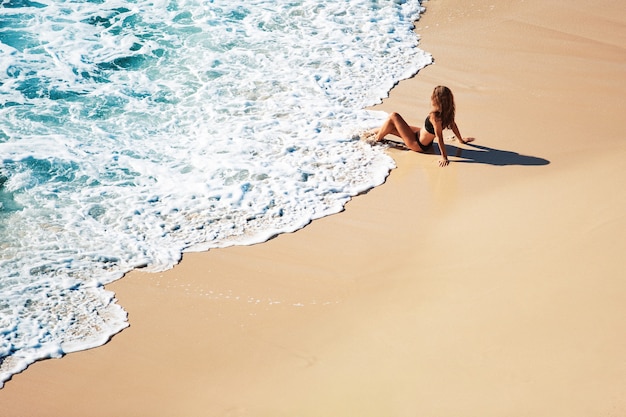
[0,0,430,385]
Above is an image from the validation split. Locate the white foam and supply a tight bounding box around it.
[0,0,430,386]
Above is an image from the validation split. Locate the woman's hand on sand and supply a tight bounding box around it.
[439,159,450,167]
[459,137,475,144]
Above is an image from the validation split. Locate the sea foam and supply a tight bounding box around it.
[0,0,431,386]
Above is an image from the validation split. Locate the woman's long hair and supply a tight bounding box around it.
[431,86,455,129]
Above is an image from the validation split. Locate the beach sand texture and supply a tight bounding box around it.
[2,0,626,416]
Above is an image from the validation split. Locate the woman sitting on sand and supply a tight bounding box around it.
[369,85,474,167]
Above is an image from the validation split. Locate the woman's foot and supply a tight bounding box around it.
[359,130,378,145]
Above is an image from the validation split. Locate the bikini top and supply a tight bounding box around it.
[424,115,435,135]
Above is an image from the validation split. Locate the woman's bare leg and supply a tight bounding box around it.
[375,112,421,152]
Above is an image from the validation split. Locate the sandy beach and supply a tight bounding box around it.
[2,0,626,415]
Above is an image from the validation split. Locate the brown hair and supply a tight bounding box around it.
[431,85,455,129]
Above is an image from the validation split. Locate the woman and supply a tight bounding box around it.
[370,85,473,167]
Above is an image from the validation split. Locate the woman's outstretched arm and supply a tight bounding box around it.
[450,122,474,144]
[434,123,449,167]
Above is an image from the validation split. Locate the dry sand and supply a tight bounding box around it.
[2,0,626,415]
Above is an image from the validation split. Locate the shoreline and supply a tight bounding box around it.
[2,0,626,415]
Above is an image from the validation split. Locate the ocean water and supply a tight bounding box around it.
[0,0,430,385]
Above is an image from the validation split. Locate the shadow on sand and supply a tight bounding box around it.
[381,140,550,167]
[450,143,550,166]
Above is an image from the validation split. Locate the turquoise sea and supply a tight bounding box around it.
[0,0,430,385]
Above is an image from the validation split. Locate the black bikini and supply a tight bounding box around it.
[424,115,435,135]
[417,115,435,152]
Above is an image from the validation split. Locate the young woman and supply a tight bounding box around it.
[370,85,474,167]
